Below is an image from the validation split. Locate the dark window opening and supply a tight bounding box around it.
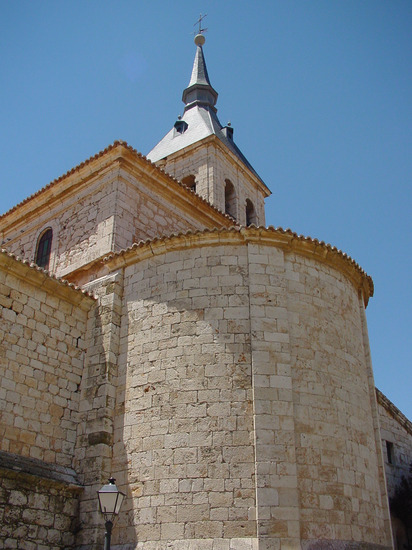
[246,199,257,226]
[182,175,196,193]
[174,119,188,134]
[35,228,52,269]
[222,125,234,140]
[224,179,236,219]
[386,441,395,465]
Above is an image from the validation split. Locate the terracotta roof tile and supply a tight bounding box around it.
[101,225,374,302]
[0,140,234,225]
[376,388,412,434]
[0,248,96,300]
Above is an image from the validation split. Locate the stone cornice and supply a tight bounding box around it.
[0,450,82,492]
[156,134,272,198]
[0,142,123,225]
[212,136,271,197]
[102,225,374,306]
[376,388,412,435]
[0,141,233,233]
[0,249,96,309]
[116,149,234,230]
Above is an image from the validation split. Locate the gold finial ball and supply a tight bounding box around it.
[194,33,205,46]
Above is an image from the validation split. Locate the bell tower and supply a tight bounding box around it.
[147,33,271,226]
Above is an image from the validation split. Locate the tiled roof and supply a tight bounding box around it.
[376,388,412,434]
[147,107,267,188]
[0,141,125,220]
[0,248,96,300]
[0,140,234,225]
[147,37,267,189]
[101,225,374,303]
[0,450,82,488]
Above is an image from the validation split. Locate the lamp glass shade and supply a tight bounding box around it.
[98,479,125,517]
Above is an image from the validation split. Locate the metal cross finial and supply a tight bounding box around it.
[194,13,208,35]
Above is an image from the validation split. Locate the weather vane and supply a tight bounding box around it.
[194,13,208,35]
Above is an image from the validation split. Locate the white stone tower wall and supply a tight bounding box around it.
[285,251,389,546]
[113,243,257,546]
[246,242,391,548]
[104,232,391,549]
[115,169,219,250]
[159,143,266,227]
[1,169,119,278]
[0,146,231,284]
[0,257,93,467]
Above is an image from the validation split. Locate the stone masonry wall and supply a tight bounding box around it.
[73,270,124,549]
[0,455,82,550]
[159,141,266,226]
[283,251,391,548]
[378,396,412,499]
[377,396,412,550]
[0,256,93,466]
[2,167,120,278]
[210,147,266,227]
[112,243,256,548]
[96,231,390,549]
[247,243,301,549]
[112,168,223,253]
[1,157,231,285]
[246,242,391,549]
[0,252,94,549]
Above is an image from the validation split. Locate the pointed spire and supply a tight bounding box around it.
[182,34,218,113]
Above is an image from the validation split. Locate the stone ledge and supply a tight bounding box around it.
[302,541,392,550]
[78,538,258,550]
[102,226,374,306]
[0,450,83,492]
[0,248,96,308]
[376,387,412,434]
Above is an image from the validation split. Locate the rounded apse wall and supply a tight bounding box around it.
[110,228,391,549]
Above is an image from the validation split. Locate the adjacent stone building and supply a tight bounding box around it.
[1,34,411,550]
[377,390,412,550]
[0,250,94,549]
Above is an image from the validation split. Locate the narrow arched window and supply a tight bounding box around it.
[246,199,257,226]
[182,175,196,193]
[224,179,236,219]
[35,228,52,269]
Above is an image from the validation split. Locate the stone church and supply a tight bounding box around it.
[0,34,411,550]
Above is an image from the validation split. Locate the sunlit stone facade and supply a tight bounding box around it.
[1,34,409,550]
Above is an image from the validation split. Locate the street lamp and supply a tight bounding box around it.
[97,477,125,550]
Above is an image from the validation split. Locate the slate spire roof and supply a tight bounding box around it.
[181,33,218,112]
[147,35,265,184]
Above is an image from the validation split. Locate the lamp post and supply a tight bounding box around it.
[97,477,125,550]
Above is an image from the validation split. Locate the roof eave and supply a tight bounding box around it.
[154,133,271,198]
[100,225,373,306]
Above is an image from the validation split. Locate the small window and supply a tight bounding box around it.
[174,118,188,134]
[224,179,236,219]
[246,199,257,226]
[35,228,52,269]
[182,175,196,193]
[386,441,395,465]
[223,125,233,140]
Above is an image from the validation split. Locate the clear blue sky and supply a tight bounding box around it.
[1,1,411,419]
